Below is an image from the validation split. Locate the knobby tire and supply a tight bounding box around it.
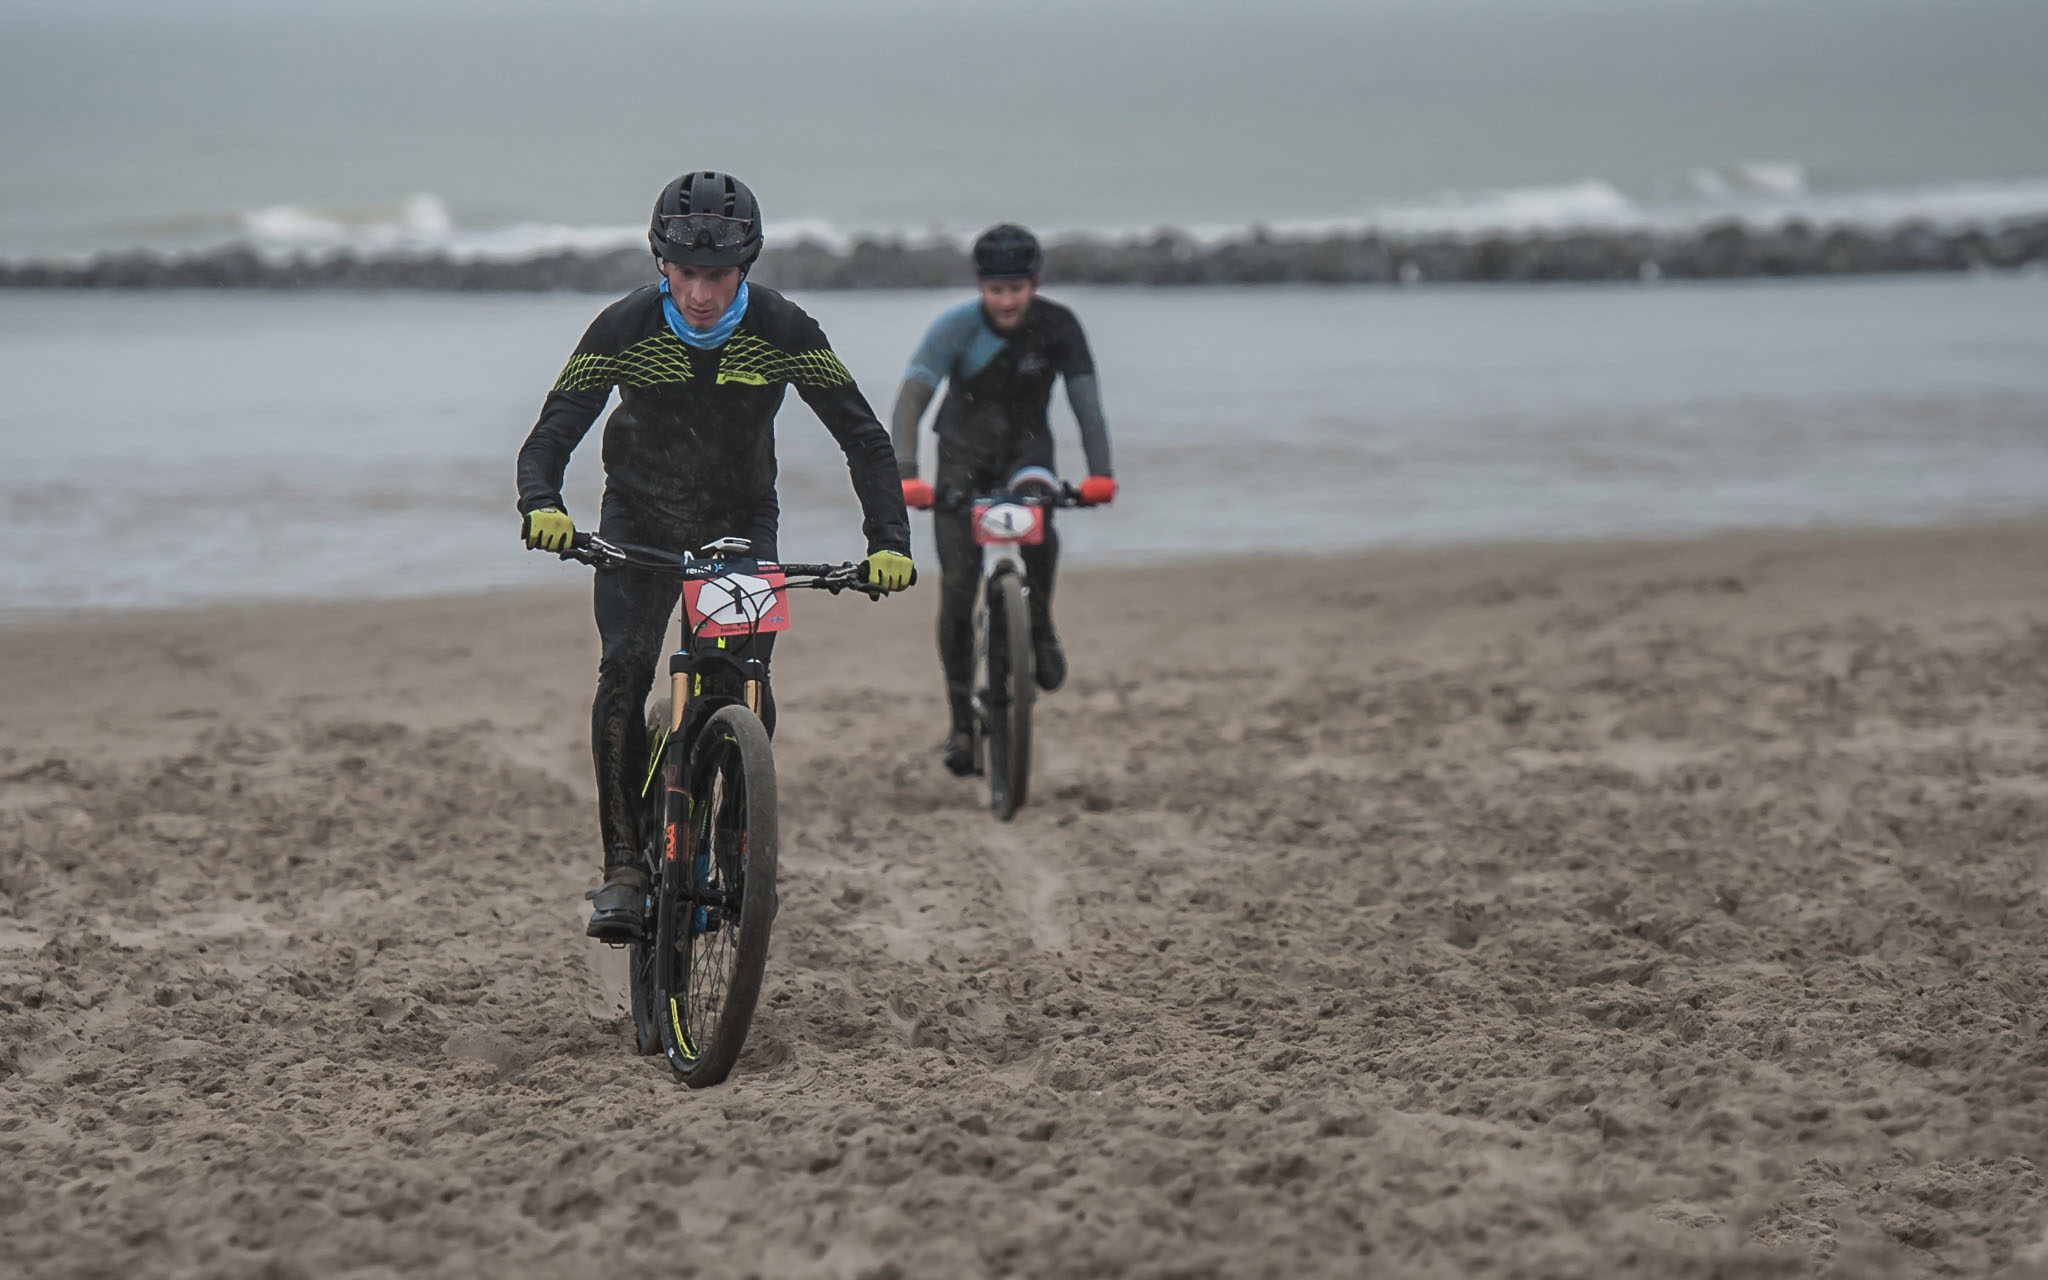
[985,572,1035,821]
[658,703,779,1087]
[627,700,671,1057]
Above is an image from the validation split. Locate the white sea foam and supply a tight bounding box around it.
[917,173,2048,247]
[1338,171,2048,240]
[1679,162,1812,200]
[82,171,2048,269]
[1710,178,2048,235]
[1360,181,1645,236]
[239,194,457,247]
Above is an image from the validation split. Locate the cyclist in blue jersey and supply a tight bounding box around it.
[889,224,1118,776]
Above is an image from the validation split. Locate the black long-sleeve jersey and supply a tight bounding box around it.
[516,283,910,556]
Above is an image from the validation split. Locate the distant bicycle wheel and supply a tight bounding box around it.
[984,571,1035,821]
[657,703,779,1087]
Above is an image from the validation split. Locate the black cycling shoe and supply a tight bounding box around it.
[584,867,650,943]
[1033,627,1067,692]
[942,728,981,777]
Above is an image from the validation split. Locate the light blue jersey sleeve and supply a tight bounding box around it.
[904,300,1004,387]
[894,300,1013,477]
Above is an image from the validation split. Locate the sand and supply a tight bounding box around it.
[4,520,2048,1278]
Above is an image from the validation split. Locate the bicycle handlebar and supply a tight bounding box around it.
[555,533,911,596]
[922,481,1100,515]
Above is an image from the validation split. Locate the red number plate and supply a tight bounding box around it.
[972,502,1046,546]
[681,569,790,636]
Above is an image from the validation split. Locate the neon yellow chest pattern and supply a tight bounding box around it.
[553,330,854,393]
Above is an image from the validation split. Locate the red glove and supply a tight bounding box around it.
[901,478,935,510]
[1079,475,1118,506]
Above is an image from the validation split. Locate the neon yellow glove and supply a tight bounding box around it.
[522,507,575,552]
[860,550,916,591]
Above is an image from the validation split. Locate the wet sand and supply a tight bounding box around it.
[5,520,2048,1278]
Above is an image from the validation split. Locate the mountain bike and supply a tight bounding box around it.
[931,467,1099,822]
[559,532,905,1086]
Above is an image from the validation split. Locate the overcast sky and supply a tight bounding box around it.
[3,0,2043,251]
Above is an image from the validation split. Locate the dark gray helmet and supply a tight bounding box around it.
[649,171,763,268]
[973,223,1042,279]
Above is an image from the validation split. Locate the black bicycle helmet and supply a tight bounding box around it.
[649,171,763,269]
[972,223,1043,279]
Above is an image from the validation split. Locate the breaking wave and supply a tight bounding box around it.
[9,168,2048,289]
[95,169,2048,258]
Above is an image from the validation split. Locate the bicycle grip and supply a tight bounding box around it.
[853,562,917,591]
[868,567,916,601]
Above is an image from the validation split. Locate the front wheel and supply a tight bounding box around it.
[984,572,1035,821]
[627,700,672,1057]
[656,703,779,1087]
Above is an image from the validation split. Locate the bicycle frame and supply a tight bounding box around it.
[557,528,900,1081]
[957,477,1086,713]
[931,472,1097,811]
[968,501,1042,733]
[560,530,888,871]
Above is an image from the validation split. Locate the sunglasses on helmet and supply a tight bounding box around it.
[658,212,757,251]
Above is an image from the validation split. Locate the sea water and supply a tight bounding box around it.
[1,274,2043,611]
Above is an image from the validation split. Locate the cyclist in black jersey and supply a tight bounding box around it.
[517,171,914,941]
[889,224,1117,776]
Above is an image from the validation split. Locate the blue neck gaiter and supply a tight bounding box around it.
[660,276,749,349]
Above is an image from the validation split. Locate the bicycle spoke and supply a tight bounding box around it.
[680,731,747,1061]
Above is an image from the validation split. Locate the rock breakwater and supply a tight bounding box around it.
[5,218,2044,290]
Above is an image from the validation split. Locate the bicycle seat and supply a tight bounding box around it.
[698,536,753,558]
